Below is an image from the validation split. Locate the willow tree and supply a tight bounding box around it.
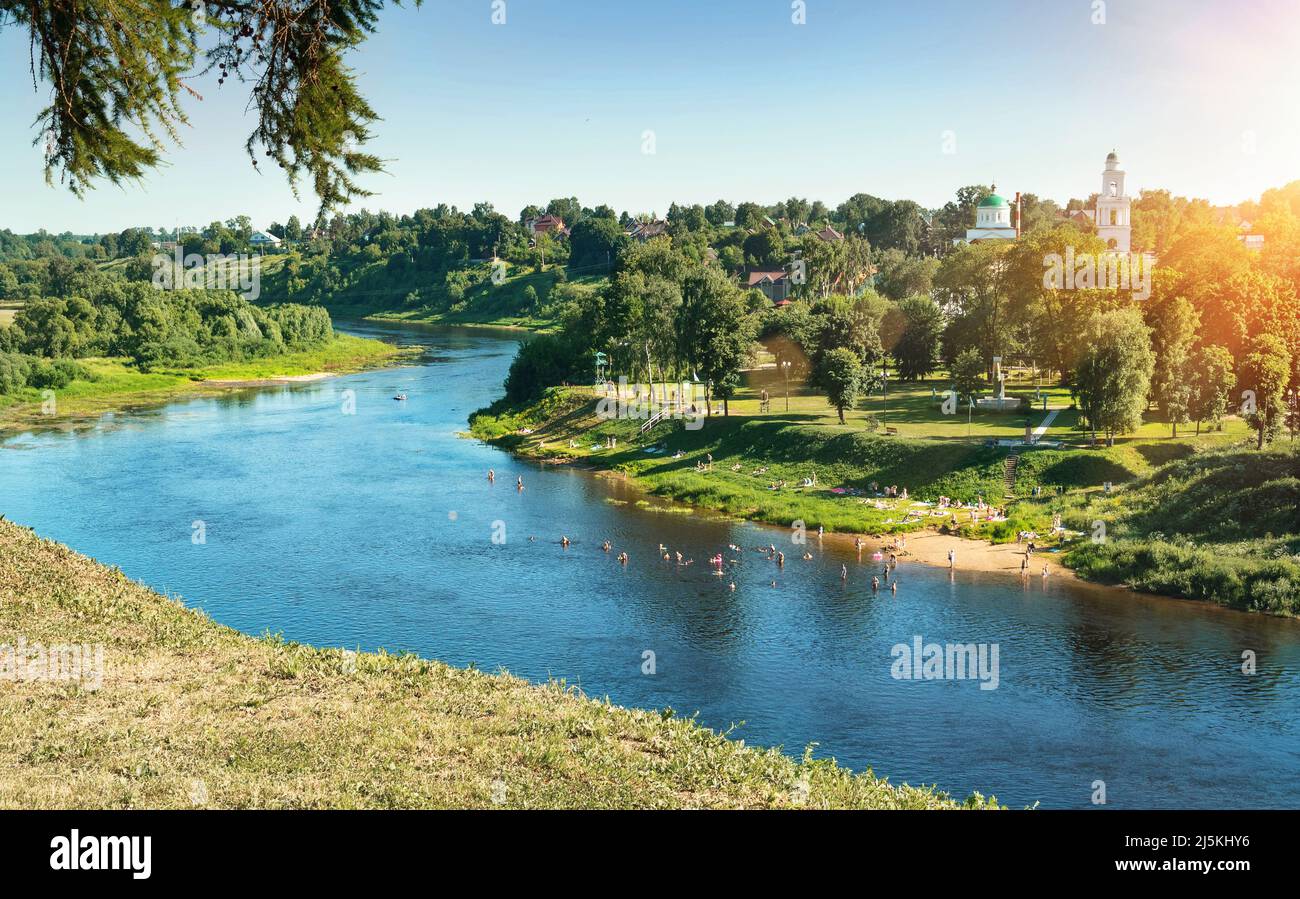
[2,0,392,211]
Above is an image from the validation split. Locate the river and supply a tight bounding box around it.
[3,322,1298,809]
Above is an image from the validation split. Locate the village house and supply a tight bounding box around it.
[526,214,570,238]
[746,270,790,302]
[626,219,669,241]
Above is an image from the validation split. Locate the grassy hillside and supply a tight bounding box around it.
[1060,446,1300,615]
[471,386,1192,533]
[261,254,605,331]
[0,519,992,809]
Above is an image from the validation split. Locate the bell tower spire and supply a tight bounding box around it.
[1096,150,1131,252]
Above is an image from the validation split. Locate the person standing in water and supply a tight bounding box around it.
[517,475,524,491]
[487,469,495,483]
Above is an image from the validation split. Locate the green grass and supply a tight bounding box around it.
[1055,445,1300,614]
[0,518,995,809]
[0,334,407,434]
[469,375,1246,535]
[291,259,607,332]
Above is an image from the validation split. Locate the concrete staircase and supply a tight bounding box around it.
[1002,451,1020,499]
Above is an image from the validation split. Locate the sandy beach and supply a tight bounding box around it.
[202,373,335,388]
[882,529,1077,580]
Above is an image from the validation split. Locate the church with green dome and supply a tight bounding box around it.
[962,185,1019,243]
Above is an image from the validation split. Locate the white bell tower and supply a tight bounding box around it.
[1096,150,1131,252]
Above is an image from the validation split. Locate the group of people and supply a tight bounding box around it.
[870,482,907,499]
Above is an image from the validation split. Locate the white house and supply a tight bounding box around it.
[249,230,282,249]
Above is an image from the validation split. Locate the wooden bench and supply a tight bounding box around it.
[884,426,899,436]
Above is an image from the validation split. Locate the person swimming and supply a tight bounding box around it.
[517,476,524,490]
[602,540,612,552]
[561,536,570,547]
[618,552,629,564]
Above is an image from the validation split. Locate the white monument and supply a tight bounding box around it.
[976,355,1020,411]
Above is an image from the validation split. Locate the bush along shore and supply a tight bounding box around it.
[0,333,410,436]
[469,387,1300,617]
[0,518,997,809]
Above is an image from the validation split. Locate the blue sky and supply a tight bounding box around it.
[2,0,1298,233]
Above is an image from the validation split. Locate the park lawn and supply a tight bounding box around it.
[0,518,993,809]
[0,301,20,325]
[469,366,1254,546]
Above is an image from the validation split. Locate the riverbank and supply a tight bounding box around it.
[0,518,993,809]
[0,334,412,437]
[469,387,1299,615]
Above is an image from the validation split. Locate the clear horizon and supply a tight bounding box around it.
[2,0,1298,233]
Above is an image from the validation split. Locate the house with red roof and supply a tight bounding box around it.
[526,215,569,238]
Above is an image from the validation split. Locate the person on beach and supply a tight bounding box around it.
[1041,565,1049,578]
[948,548,955,569]
[1021,555,1029,574]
